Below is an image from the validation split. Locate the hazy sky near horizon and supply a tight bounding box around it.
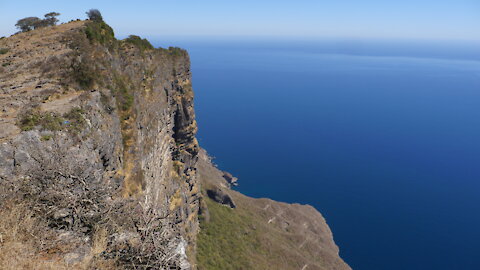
[0,0,479,41]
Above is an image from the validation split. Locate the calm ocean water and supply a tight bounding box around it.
[154,38,480,270]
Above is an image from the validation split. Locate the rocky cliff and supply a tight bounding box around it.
[0,20,199,269]
[0,20,349,270]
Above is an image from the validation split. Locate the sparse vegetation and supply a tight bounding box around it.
[62,22,101,89]
[18,108,86,133]
[40,134,52,141]
[0,48,9,54]
[124,35,154,52]
[63,107,86,133]
[166,46,187,57]
[112,74,134,112]
[110,73,135,150]
[70,55,98,89]
[84,20,115,45]
[197,197,259,270]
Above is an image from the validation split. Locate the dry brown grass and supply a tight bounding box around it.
[0,202,117,270]
[0,202,67,270]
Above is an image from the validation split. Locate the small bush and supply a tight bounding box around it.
[63,107,86,133]
[40,113,63,131]
[167,47,187,57]
[18,108,85,134]
[19,112,41,131]
[112,74,133,112]
[71,58,97,89]
[63,29,99,89]
[84,21,115,45]
[0,48,9,54]
[40,134,52,141]
[124,35,154,52]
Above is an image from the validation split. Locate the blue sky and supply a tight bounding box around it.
[0,0,479,41]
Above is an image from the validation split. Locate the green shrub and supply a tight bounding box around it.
[70,56,97,89]
[18,108,85,134]
[0,48,9,55]
[84,21,115,45]
[40,135,52,141]
[63,108,86,133]
[40,113,63,131]
[19,113,41,131]
[166,47,187,57]
[112,74,133,112]
[124,35,154,52]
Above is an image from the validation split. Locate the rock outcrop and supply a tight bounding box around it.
[206,188,236,208]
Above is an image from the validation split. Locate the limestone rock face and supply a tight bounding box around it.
[0,21,199,269]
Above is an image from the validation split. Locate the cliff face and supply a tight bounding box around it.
[0,21,199,269]
[0,20,349,270]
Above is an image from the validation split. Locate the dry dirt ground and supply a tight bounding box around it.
[0,21,84,141]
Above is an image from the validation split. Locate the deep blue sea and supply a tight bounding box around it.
[154,38,480,270]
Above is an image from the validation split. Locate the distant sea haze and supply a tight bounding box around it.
[151,37,480,62]
[153,39,480,270]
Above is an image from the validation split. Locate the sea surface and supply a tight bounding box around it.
[153,38,480,270]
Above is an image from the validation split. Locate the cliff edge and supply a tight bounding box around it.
[0,20,349,270]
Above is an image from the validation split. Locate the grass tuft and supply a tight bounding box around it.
[18,108,86,134]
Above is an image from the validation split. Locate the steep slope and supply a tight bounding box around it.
[0,20,199,269]
[196,150,351,270]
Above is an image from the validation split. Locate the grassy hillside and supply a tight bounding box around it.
[195,150,351,270]
[197,197,260,270]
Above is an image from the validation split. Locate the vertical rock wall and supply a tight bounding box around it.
[0,21,199,269]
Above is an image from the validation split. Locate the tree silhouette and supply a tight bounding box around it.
[44,12,60,26]
[86,9,103,22]
[15,17,41,32]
